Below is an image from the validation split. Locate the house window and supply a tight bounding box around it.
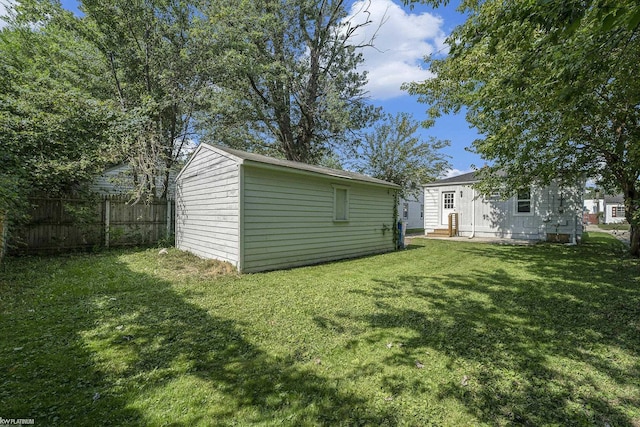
[420,204,424,218]
[443,192,454,209]
[403,203,409,219]
[516,189,531,213]
[612,206,624,217]
[333,186,349,221]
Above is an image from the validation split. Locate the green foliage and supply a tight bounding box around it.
[404,0,640,255]
[0,2,117,218]
[156,233,175,248]
[1,235,639,424]
[77,0,221,201]
[349,113,450,198]
[197,0,379,164]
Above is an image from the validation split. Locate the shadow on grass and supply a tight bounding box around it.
[0,252,396,425]
[342,237,640,425]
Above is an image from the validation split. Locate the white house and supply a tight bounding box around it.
[90,164,177,200]
[604,194,626,224]
[424,172,584,243]
[583,196,604,224]
[583,198,604,215]
[175,144,400,273]
[399,194,424,232]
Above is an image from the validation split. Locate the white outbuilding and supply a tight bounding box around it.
[424,171,584,243]
[175,144,400,272]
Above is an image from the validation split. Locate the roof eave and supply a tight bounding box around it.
[243,159,401,189]
[424,180,479,188]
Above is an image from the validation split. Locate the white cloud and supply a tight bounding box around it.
[344,0,447,100]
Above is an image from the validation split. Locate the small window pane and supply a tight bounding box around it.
[403,203,409,219]
[443,193,454,209]
[517,201,531,213]
[335,188,348,220]
[516,190,531,213]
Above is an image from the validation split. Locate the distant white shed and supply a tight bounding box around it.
[604,194,626,224]
[175,144,400,273]
[424,171,584,243]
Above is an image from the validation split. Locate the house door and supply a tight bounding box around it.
[441,191,455,225]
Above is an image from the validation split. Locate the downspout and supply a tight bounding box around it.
[469,187,476,239]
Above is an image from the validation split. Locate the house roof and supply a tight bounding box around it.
[604,194,624,204]
[180,143,400,188]
[424,171,478,187]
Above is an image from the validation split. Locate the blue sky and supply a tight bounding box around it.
[344,0,481,177]
[1,0,481,176]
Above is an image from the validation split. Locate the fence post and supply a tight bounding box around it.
[104,198,110,248]
[166,198,171,236]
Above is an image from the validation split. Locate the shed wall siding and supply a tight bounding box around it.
[242,167,396,272]
[424,189,439,232]
[605,204,626,224]
[175,150,240,266]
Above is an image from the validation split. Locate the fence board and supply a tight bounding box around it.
[9,197,175,254]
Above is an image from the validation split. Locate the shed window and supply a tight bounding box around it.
[403,203,409,219]
[516,190,531,213]
[334,186,349,221]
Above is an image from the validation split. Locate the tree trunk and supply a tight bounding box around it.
[630,225,640,257]
[624,182,639,257]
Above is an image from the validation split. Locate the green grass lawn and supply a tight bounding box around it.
[598,223,631,231]
[1,233,639,426]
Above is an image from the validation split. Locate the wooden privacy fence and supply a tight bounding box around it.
[10,196,175,255]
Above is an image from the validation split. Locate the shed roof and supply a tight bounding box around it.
[180,143,400,188]
[424,171,478,187]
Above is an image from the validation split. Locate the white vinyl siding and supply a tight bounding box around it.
[242,167,395,272]
[175,149,240,266]
[398,195,424,230]
[423,189,439,231]
[606,204,626,223]
[424,180,583,241]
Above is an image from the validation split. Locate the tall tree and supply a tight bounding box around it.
[348,112,450,198]
[77,0,221,200]
[405,0,640,255]
[0,1,116,215]
[199,0,379,164]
